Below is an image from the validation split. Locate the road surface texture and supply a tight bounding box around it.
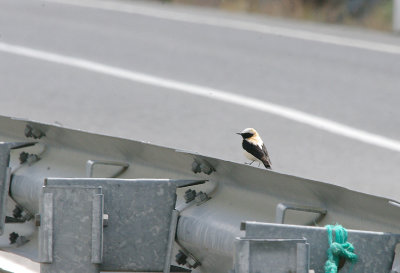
[0,0,400,271]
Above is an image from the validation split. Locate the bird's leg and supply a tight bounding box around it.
[245,160,255,165]
[257,162,261,167]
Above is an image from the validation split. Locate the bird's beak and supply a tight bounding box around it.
[236,133,242,135]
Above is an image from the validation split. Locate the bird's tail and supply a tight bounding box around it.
[262,159,271,169]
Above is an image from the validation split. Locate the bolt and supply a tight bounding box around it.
[12,206,22,219]
[192,159,215,175]
[24,125,33,138]
[200,163,214,175]
[175,250,187,265]
[19,152,39,165]
[31,127,44,138]
[22,210,33,221]
[15,236,29,246]
[9,232,19,244]
[191,161,201,173]
[184,189,197,203]
[24,124,45,139]
[27,154,39,165]
[19,152,29,164]
[195,191,210,205]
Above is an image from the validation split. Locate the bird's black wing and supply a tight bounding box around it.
[242,140,271,169]
[261,143,272,168]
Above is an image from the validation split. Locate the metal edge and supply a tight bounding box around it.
[163,210,179,273]
[91,193,104,264]
[39,192,53,263]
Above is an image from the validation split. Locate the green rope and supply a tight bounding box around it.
[324,224,358,273]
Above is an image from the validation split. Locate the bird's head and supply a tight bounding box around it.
[236,128,258,139]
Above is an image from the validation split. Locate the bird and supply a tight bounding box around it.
[237,128,271,169]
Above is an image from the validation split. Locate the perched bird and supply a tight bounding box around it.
[237,128,271,169]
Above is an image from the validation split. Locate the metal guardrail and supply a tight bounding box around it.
[0,116,399,272]
[235,221,400,273]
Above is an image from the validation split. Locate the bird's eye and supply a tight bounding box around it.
[242,133,253,138]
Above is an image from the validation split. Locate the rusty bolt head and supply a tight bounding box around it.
[9,232,19,244]
[184,189,197,203]
[175,250,187,265]
[192,161,201,173]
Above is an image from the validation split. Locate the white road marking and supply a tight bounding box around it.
[0,255,38,273]
[46,0,400,55]
[2,41,400,152]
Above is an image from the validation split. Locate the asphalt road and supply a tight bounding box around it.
[0,0,400,270]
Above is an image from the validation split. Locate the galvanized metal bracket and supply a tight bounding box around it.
[241,221,400,273]
[391,243,400,273]
[233,238,310,273]
[39,185,103,273]
[0,142,36,235]
[275,202,327,225]
[86,159,129,178]
[42,178,202,273]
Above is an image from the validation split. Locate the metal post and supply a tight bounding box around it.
[163,210,179,273]
[0,142,36,235]
[39,186,103,273]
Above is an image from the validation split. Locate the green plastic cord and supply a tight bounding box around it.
[325,224,358,273]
